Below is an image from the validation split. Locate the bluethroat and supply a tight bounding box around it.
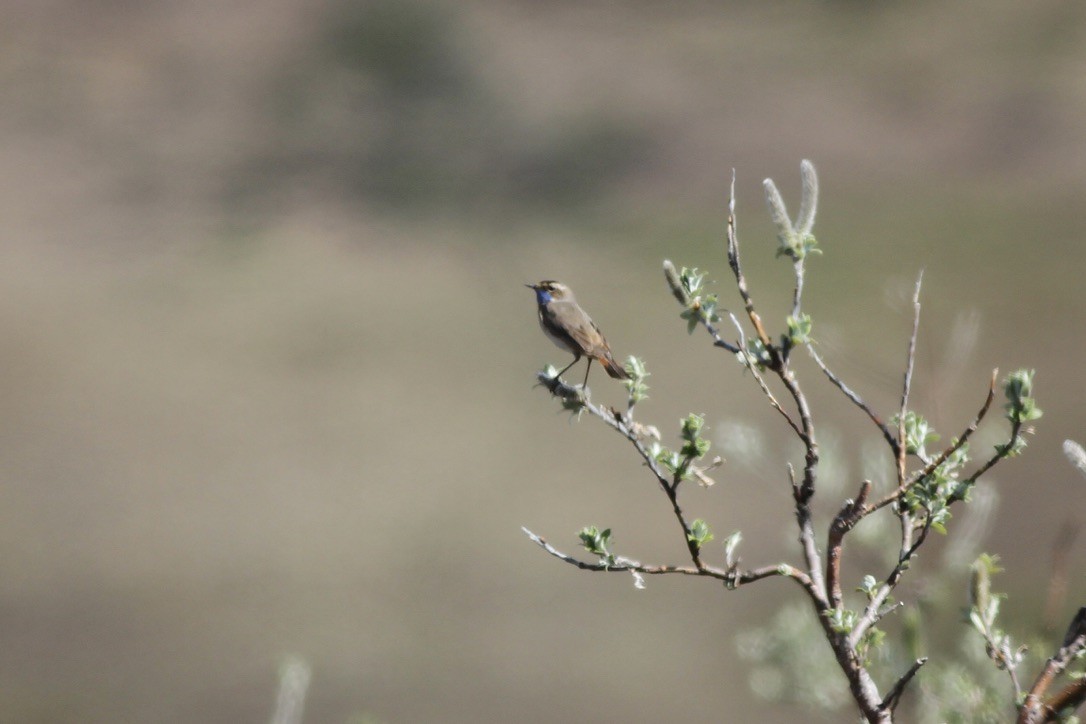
[527,280,630,388]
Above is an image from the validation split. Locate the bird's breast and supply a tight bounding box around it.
[538,306,577,353]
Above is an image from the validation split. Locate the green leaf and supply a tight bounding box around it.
[786,313,813,346]
[578,525,613,558]
[623,356,650,405]
[679,267,706,295]
[681,413,705,440]
[673,267,721,333]
[680,307,699,334]
[894,411,939,456]
[687,519,714,547]
[1003,369,1043,423]
[825,607,857,634]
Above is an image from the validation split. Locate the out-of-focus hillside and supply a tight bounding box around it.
[0,1,1084,722]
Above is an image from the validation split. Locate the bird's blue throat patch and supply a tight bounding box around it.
[533,288,553,305]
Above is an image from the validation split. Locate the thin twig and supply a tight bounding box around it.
[870,601,905,629]
[906,369,996,486]
[694,305,742,355]
[662,259,741,354]
[809,344,899,455]
[521,527,812,589]
[725,170,774,351]
[866,371,996,514]
[769,358,820,503]
[536,373,707,569]
[961,416,1023,492]
[1010,660,1024,704]
[880,658,928,713]
[850,509,930,649]
[538,373,671,487]
[897,271,924,484]
[727,313,803,438]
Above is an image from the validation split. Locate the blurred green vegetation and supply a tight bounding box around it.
[229,0,654,213]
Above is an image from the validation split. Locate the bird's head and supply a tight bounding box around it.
[526,280,572,305]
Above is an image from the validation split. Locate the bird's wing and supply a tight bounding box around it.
[548,300,611,357]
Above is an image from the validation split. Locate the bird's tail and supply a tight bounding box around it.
[599,353,630,380]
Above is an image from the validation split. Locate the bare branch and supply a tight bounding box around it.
[727,313,803,438]
[778,464,825,607]
[1042,677,1086,723]
[726,170,774,351]
[907,369,996,485]
[896,271,924,484]
[963,414,1023,489]
[809,344,899,455]
[827,480,872,608]
[1018,607,1086,724]
[880,658,928,714]
[521,527,814,590]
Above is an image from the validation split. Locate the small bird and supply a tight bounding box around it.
[527,280,629,388]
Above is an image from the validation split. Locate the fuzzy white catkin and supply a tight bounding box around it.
[1062,439,1086,478]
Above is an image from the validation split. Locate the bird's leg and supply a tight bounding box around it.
[581,358,593,390]
[555,355,581,382]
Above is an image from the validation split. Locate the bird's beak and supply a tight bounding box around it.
[525,283,538,290]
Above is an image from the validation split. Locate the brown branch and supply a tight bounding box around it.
[1043,677,1086,722]
[1018,607,1086,724]
[809,608,888,723]
[826,480,872,608]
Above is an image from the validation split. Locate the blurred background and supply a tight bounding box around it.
[1,1,1085,721]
